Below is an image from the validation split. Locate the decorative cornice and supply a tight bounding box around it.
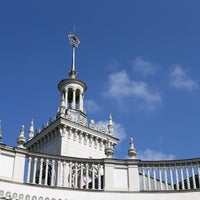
[58,79,87,92]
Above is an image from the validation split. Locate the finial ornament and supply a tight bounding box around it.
[58,93,66,117]
[68,32,80,79]
[108,113,114,136]
[128,137,137,159]
[68,32,80,48]
[17,125,26,148]
[28,119,34,140]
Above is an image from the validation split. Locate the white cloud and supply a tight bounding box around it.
[103,70,161,110]
[96,120,126,141]
[131,57,157,76]
[85,99,101,114]
[137,148,175,161]
[169,65,198,90]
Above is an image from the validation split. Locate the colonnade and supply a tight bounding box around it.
[64,88,84,112]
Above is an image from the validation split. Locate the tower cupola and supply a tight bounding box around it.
[25,32,119,159]
[58,32,87,123]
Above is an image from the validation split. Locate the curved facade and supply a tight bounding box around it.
[0,33,200,199]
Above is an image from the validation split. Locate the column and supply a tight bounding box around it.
[73,89,76,109]
[80,92,83,111]
[65,90,68,109]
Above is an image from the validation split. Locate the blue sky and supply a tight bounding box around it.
[0,1,200,160]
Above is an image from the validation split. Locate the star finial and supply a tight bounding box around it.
[68,32,80,79]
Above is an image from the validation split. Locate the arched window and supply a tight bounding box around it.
[76,89,81,109]
[68,88,73,109]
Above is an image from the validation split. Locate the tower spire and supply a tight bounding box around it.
[108,113,114,136]
[28,119,34,140]
[68,32,80,79]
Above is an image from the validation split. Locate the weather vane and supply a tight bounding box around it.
[68,32,80,48]
[68,31,80,78]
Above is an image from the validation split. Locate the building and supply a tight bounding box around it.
[0,33,200,200]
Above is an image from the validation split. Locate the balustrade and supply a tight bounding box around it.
[25,153,104,190]
[138,159,200,191]
[3,146,196,192]
[25,154,200,192]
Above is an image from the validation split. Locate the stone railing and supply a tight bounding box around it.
[138,158,200,191]
[26,152,104,190]
[0,144,200,192]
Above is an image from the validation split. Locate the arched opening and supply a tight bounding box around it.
[76,89,81,109]
[68,88,73,109]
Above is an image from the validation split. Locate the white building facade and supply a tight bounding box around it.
[0,33,200,200]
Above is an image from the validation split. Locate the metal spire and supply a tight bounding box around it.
[68,31,80,79]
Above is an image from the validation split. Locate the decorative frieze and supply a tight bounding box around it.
[0,190,68,200]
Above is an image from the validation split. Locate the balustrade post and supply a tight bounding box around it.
[159,167,163,190]
[32,157,38,184]
[39,158,43,185]
[51,160,55,186]
[169,167,174,190]
[63,161,67,187]
[98,164,101,190]
[186,166,190,189]
[57,160,62,187]
[142,167,146,190]
[191,164,196,189]
[175,167,179,190]
[44,159,49,185]
[26,156,32,183]
[164,167,168,190]
[198,164,200,188]
[147,167,151,190]
[85,163,89,189]
[12,150,26,183]
[74,162,78,188]
[69,162,72,188]
[92,164,95,190]
[80,163,83,189]
[180,165,185,190]
[153,167,157,190]
[104,159,114,191]
[127,160,140,191]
